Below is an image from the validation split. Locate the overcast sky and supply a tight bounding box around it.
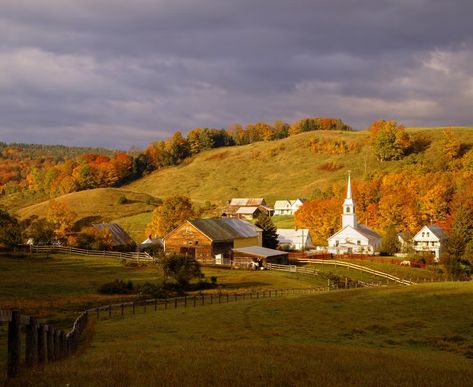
[1,0,472,149]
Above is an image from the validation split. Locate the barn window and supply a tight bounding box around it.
[195,241,199,245]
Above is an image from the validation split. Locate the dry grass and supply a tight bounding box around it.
[7,282,473,386]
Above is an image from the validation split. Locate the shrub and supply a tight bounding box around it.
[98,279,134,295]
[118,195,128,204]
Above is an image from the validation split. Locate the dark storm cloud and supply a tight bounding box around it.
[0,0,472,148]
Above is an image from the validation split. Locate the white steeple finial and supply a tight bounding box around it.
[346,170,352,199]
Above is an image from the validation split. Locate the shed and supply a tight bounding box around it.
[232,246,289,269]
[92,223,135,248]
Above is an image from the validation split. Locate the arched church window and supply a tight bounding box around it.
[346,207,350,213]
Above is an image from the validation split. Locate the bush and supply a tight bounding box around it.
[118,195,128,204]
[98,279,135,295]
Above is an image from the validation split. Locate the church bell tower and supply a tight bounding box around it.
[342,172,357,228]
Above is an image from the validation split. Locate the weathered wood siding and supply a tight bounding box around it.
[164,222,213,261]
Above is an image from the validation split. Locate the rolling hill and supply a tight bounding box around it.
[13,127,473,240]
[17,188,158,236]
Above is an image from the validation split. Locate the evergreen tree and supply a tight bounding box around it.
[255,213,279,249]
[380,226,400,256]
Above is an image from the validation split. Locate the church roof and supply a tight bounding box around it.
[328,224,381,242]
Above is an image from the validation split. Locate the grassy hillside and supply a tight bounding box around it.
[9,282,473,386]
[17,188,158,230]
[11,127,473,239]
[126,127,473,206]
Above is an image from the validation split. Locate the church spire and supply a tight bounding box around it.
[346,170,352,199]
[342,171,357,228]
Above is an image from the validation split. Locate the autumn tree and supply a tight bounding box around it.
[369,120,411,161]
[295,197,341,245]
[26,219,55,245]
[146,196,196,237]
[255,212,279,249]
[441,129,462,162]
[47,199,77,241]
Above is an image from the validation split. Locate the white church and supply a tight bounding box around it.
[327,173,382,254]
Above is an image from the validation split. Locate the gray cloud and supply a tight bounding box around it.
[0,0,472,148]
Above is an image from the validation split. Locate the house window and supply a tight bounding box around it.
[422,232,425,237]
[431,241,435,246]
[427,232,430,237]
[357,240,361,246]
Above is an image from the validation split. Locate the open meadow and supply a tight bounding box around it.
[1,253,472,385]
[6,282,473,387]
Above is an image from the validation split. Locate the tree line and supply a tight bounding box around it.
[0,116,351,197]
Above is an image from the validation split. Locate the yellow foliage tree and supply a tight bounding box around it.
[47,199,77,240]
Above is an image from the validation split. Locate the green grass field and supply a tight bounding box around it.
[7,282,473,387]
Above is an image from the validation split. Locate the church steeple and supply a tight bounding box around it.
[342,171,357,228]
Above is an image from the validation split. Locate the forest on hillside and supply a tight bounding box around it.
[0,117,350,196]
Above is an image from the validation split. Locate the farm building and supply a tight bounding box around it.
[221,198,274,218]
[139,236,163,251]
[92,223,136,249]
[412,224,448,261]
[274,199,306,215]
[277,228,313,250]
[232,246,289,269]
[327,174,381,254]
[164,218,262,264]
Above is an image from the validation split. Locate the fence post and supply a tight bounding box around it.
[184,296,187,308]
[121,303,125,317]
[174,297,178,309]
[38,323,47,364]
[25,316,39,367]
[155,299,158,311]
[201,294,205,306]
[133,302,136,315]
[226,293,229,303]
[47,326,55,362]
[164,298,168,310]
[54,330,61,360]
[234,294,237,302]
[108,305,112,319]
[193,296,196,307]
[210,294,213,304]
[7,310,21,378]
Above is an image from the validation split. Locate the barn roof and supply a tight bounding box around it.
[235,206,259,214]
[92,223,135,246]
[232,246,288,258]
[229,198,266,206]
[188,218,261,242]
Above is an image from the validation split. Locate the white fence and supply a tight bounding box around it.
[284,259,416,285]
[31,245,155,262]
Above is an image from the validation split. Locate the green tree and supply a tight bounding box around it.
[26,219,55,245]
[160,254,203,288]
[255,212,279,249]
[146,196,195,237]
[0,209,22,249]
[369,120,411,161]
[380,226,400,256]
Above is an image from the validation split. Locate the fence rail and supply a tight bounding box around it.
[30,245,154,262]
[1,286,328,378]
[0,309,88,378]
[282,260,416,285]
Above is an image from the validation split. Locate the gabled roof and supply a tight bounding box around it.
[92,223,135,246]
[328,224,381,242]
[235,206,259,214]
[274,199,305,210]
[232,246,288,258]
[413,224,449,241]
[229,198,266,206]
[188,218,261,242]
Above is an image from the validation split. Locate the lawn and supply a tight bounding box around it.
[7,282,473,386]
